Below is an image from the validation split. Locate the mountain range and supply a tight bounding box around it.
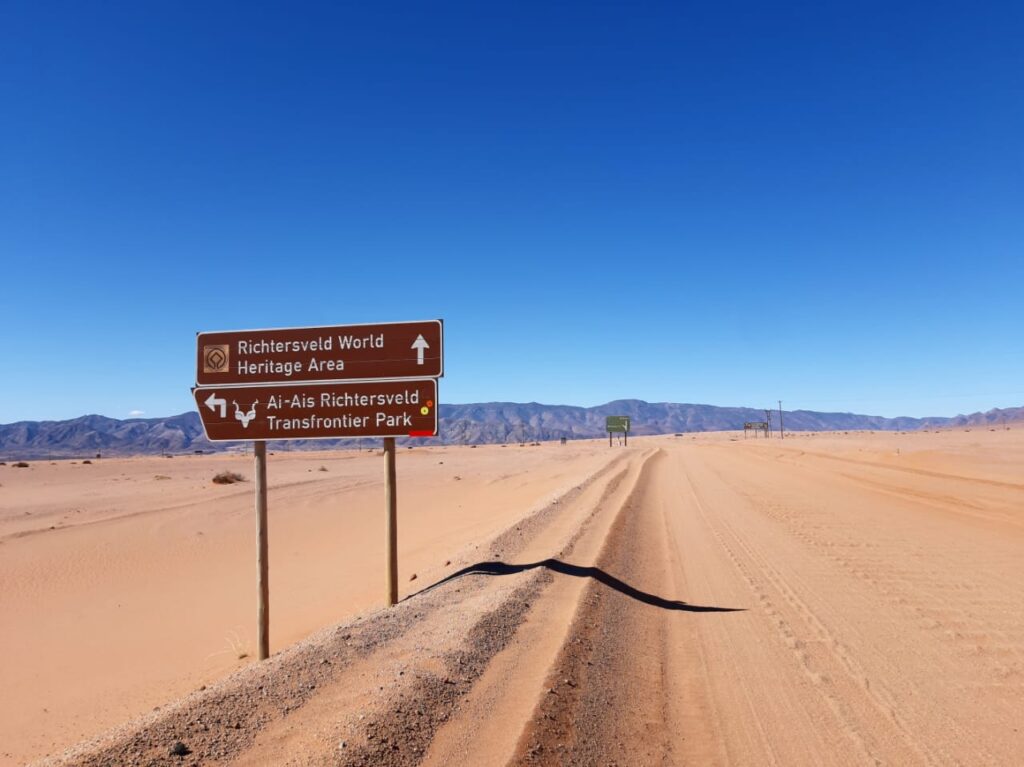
[1,401,1020,459]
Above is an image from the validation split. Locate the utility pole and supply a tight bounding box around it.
[779,400,784,440]
[765,409,773,438]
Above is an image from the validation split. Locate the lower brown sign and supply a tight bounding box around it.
[193,379,438,442]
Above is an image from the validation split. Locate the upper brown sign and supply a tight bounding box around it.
[193,379,438,442]
[196,320,443,386]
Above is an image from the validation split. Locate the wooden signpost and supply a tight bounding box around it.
[254,440,269,660]
[193,320,444,660]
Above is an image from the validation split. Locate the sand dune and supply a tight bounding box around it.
[4,429,1023,765]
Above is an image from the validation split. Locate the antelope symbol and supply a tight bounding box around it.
[232,400,259,429]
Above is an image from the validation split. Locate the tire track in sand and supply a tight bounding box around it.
[510,449,746,767]
[681,465,937,766]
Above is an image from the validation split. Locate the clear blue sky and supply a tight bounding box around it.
[1,2,1021,423]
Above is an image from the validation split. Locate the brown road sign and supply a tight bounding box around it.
[194,379,438,441]
[196,320,443,386]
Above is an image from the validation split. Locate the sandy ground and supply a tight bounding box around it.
[0,442,615,765]
[4,428,1023,766]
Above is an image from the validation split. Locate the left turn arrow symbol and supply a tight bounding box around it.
[205,392,227,418]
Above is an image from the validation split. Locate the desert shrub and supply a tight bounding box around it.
[212,471,246,485]
[13,461,29,468]
[154,475,172,480]
[82,460,93,465]
[318,466,328,472]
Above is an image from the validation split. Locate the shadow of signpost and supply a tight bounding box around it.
[411,559,745,613]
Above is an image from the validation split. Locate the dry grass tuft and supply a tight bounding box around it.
[212,471,246,485]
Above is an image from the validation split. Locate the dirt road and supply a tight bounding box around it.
[508,440,1024,765]
[30,432,1024,765]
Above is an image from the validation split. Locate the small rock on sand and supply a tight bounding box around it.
[169,740,191,756]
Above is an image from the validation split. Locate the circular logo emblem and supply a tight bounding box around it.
[203,345,229,373]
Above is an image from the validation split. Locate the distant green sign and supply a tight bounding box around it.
[606,415,631,433]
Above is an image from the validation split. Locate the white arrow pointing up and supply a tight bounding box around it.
[204,392,227,418]
[411,334,429,365]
